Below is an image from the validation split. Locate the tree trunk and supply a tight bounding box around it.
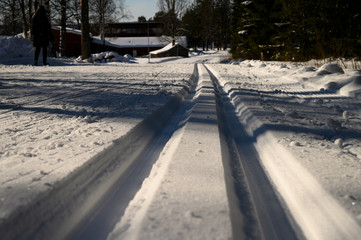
[171,0,175,41]
[100,12,105,41]
[18,0,29,38]
[28,0,33,39]
[81,0,91,60]
[11,0,17,35]
[60,0,67,57]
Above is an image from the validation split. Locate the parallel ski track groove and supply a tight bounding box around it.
[204,64,302,240]
[0,64,303,240]
[0,66,197,240]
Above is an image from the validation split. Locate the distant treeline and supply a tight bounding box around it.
[230,0,361,61]
[1,0,360,61]
[181,0,231,51]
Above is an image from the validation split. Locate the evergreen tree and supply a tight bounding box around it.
[214,0,231,49]
[231,0,361,60]
[182,3,202,49]
[182,0,230,50]
[231,0,280,59]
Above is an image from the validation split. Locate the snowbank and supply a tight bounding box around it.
[0,35,137,64]
[300,63,361,97]
[339,75,361,97]
[0,35,34,59]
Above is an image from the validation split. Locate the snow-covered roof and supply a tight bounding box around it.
[52,26,187,49]
[149,42,187,55]
[100,36,187,49]
[52,26,89,36]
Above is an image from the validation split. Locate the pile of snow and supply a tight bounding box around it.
[0,35,34,58]
[339,75,361,97]
[317,63,345,75]
[189,50,206,56]
[0,35,136,64]
[75,51,137,63]
[291,63,361,97]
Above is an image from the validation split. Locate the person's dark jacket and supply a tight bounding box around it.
[31,6,53,47]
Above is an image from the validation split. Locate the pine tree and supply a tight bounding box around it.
[182,3,202,49]
[214,0,231,49]
[231,0,281,59]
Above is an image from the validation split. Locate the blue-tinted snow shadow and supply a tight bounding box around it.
[0,77,173,120]
[0,56,76,66]
[227,88,361,141]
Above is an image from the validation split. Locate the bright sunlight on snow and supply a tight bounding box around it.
[1,35,361,240]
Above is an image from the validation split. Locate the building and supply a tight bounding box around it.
[52,22,188,57]
[97,36,187,57]
[101,22,163,37]
[52,27,82,57]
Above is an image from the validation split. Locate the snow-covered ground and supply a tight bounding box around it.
[209,61,361,239]
[1,35,361,239]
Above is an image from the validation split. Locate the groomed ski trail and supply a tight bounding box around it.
[1,62,360,240]
[206,64,361,240]
[108,63,232,240]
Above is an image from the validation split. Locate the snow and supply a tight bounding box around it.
[0,39,194,223]
[210,61,361,232]
[96,36,188,48]
[1,35,361,239]
[52,26,85,36]
[149,42,187,55]
[77,51,137,63]
[0,35,34,58]
[108,64,232,240]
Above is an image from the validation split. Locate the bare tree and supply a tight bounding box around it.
[28,0,33,35]
[69,0,81,28]
[0,0,21,35]
[90,0,127,40]
[18,0,29,38]
[157,0,188,40]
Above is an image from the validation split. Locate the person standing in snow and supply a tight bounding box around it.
[31,5,53,66]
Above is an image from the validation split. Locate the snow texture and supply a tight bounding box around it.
[1,35,361,239]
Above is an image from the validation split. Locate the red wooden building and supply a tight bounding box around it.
[52,27,82,57]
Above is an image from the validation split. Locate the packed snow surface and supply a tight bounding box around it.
[0,60,194,221]
[1,35,361,239]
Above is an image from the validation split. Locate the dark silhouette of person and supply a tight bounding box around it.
[31,5,53,66]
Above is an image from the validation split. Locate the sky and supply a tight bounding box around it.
[124,0,159,21]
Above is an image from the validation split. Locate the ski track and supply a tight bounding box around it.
[0,54,361,239]
[107,96,189,240]
[0,63,194,227]
[209,62,361,239]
